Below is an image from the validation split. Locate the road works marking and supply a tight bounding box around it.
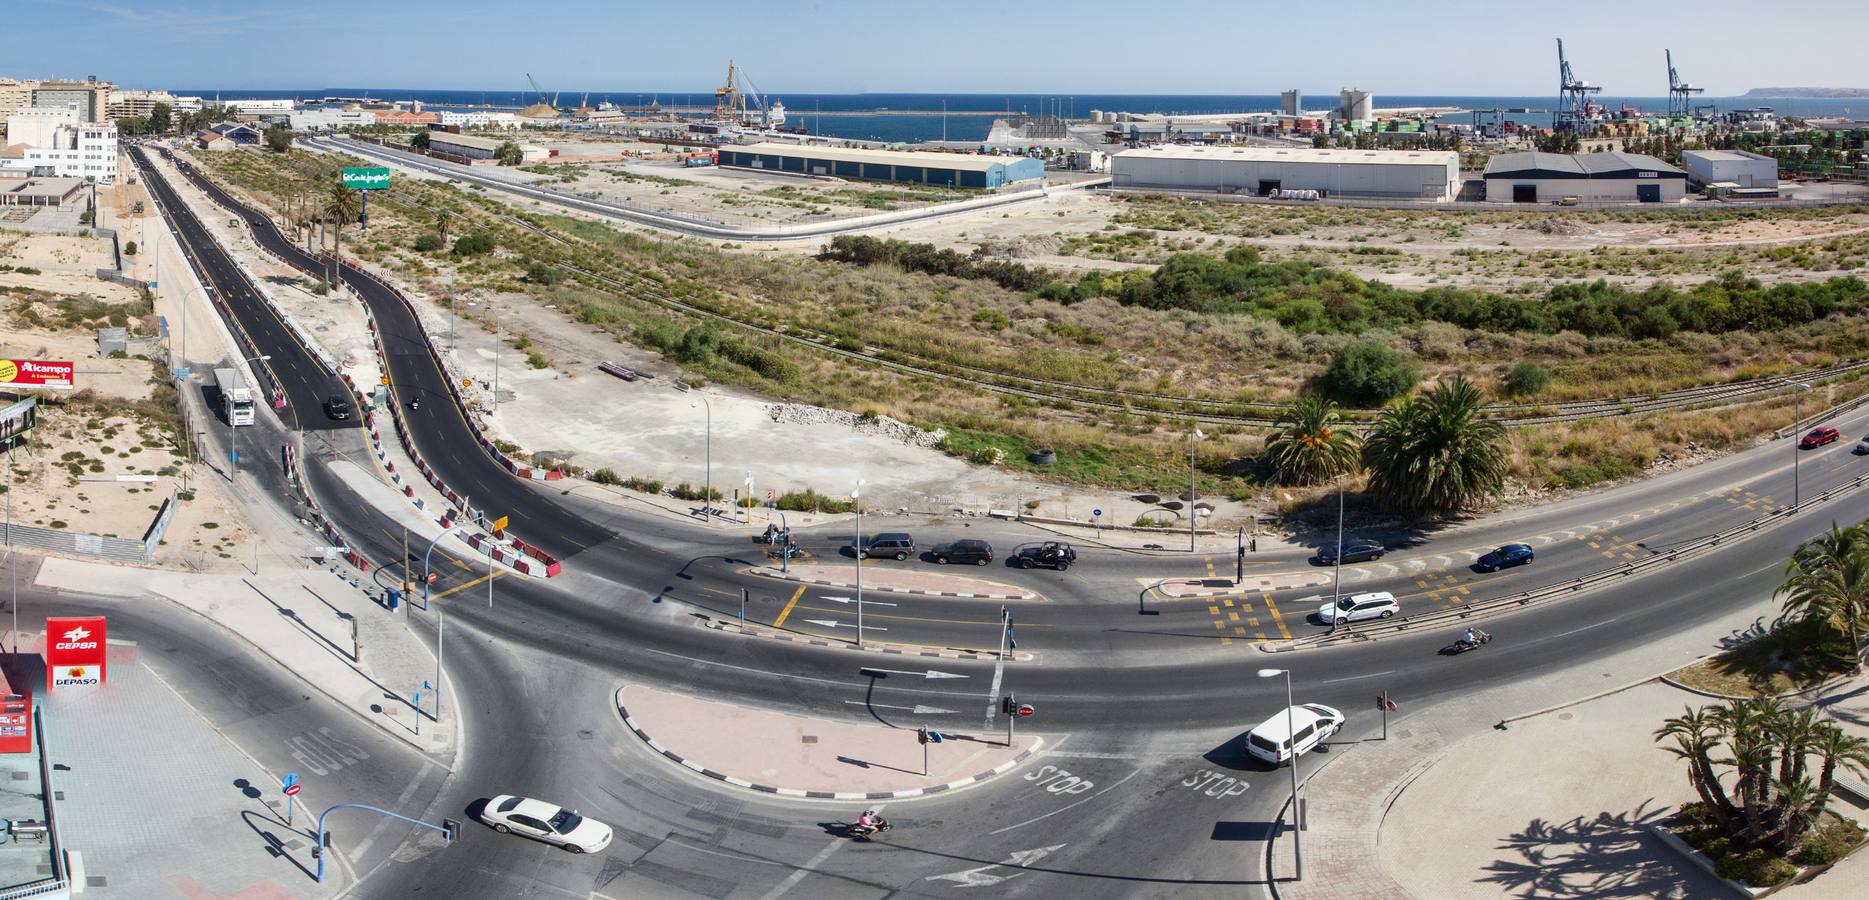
[771,585,805,628]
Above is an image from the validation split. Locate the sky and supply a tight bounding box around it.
[11,0,1869,96]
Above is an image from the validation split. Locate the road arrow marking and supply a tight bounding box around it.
[926,866,1019,888]
[803,619,887,631]
[821,595,898,607]
[1004,844,1066,867]
[859,667,970,680]
[841,701,958,715]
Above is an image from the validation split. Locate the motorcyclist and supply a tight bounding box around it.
[1463,627,1478,648]
[854,810,877,835]
[410,395,421,410]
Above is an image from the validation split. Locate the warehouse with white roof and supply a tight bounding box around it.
[717,142,1043,189]
[1681,149,1779,189]
[1110,145,1461,201]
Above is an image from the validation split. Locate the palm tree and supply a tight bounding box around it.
[1264,395,1361,485]
[435,208,454,246]
[324,180,362,285]
[1360,375,1508,515]
[1778,522,1869,669]
[1656,705,1738,830]
[1809,725,1869,826]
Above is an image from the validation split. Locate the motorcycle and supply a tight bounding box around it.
[409,396,422,410]
[1444,630,1492,655]
[847,817,892,841]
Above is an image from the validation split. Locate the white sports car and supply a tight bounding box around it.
[480,795,613,853]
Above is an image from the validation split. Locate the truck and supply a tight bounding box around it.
[682,152,716,167]
[214,366,257,426]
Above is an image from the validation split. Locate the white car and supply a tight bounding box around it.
[1316,591,1398,625]
[1246,703,1346,766]
[480,795,613,853]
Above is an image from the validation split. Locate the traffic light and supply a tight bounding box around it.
[916,727,929,745]
[1001,692,1016,715]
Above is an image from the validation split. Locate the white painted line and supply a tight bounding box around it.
[987,769,1142,836]
[1319,670,1394,685]
[758,811,872,900]
[1045,750,1140,760]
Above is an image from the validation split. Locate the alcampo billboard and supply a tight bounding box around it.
[341,167,391,190]
[0,359,73,389]
[45,616,108,691]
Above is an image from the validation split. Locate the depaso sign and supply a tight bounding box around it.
[45,616,107,690]
[0,359,74,390]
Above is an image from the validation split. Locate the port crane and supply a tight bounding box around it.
[1666,50,1704,118]
[525,73,552,110]
[1553,38,1602,133]
[711,60,782,129]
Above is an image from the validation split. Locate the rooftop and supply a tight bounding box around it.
[1114,145,1459,166]
[732,142,1029,172]
[429,132,508,151]
[1683,149,1775,163]
[1485,150,1685,176]
[3,177,85,199]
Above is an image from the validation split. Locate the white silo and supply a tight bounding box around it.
[1339,88,1374,122]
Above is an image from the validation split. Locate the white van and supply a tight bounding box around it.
[1246,703,1346,766]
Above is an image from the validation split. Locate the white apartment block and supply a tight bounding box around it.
[289,108,377,131]
[438,110,520,129]
[22,122,119,184]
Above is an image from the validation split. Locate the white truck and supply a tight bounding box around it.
[214,366,257,426]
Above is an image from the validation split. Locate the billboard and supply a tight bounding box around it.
[45,616,107,691]
[0,359,73,390]
[341,167,391,190]
[0,397,34,446]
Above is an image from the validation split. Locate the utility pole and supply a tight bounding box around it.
[1188,426,1204,551]
[852,480,866,648]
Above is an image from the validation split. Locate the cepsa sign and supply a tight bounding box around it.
[44,616,107,691]
[0,359,74,390]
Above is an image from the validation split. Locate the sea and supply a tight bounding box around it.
[174,89,1869,144]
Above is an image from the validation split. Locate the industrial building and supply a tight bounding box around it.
[1681,149,1778,188]
[1110,145,1460,201]
[1483,151,1687,203]
[428,131,548,165]
[1338,89,1374,123]
[717,143,1043,189]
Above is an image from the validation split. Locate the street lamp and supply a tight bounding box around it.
[1257,667,1303,881]
[229,354,270,477]
[1785,379,1811,510]
[1188,426,1205,551]
[852,479,866,648]
[691,396,712,522]
[1331,477,1346,607]
[421,521,469,722]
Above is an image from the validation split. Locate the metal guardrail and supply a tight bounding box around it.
[1275,466,1869,651]
[0,879,69,900]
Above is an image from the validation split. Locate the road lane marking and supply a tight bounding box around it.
[770,585,805,628]
[433,570,502,599]
[640,647,979,696]
[760,807,880,900]
[988,770,1140,836]
[1261,593,1293,640]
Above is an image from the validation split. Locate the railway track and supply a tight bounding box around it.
[249,146,1869,430]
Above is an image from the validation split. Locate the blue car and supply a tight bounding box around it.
[1477,543,1535,572]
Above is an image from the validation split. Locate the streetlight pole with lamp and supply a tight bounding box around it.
[1785,379,1811,509]
[852,480,866,648]
[691,396,712,522]
[1188,426,1204,551]
[420,521,471,721]
[1257,667,1303,881]
[1331,477,1346,609]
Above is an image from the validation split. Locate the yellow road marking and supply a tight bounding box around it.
[1214,621,1225,630]
[1223,598,1234,607]
[1207,605,1221,616]
[433,570,502,598]
[1262,593,1293,640]
[1247,616,1261,626]
[1227,612,1240,622]
[1219,637,1232,646]
[771,585,805,628]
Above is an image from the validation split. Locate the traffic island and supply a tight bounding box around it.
[615,684,1042,800]
[749,563,1040,600]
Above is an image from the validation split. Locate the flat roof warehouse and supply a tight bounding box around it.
[731,142,1023,173]
[1114,145,1459,166]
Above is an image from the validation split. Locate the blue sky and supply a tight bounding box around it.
[14,0,1869,95]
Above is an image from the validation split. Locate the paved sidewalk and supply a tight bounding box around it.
[34,557,454,757]
[617,684,1040,800]
[754,563,1040,600]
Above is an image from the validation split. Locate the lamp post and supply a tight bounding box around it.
[852,479,866,648]
[1188,426,1204,551]
[1785,379,1811,509]
[691,396,712,522]
[1331,477,1346,607]
[421,522,470,721]
[230,354,270,477]
[1257,667,1303,881]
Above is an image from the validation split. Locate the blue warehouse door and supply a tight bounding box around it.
[1637,183,1661,203]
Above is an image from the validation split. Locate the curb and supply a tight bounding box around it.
[1657,669,1859,704]
[614,686,1043,800]
[746,568,1038,601]
[698,616,1028,661]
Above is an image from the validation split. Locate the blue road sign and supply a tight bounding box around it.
[1092,508,1103,518]
[928,731,945,743]
[283,771,300,788]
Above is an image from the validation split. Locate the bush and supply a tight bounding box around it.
[773,487,856,514]
[1713,847,1796,887]
[452,233,495,256]
[589,468,620,485]
[669,482,724,502]
[124,241,137,256]
[1502,360,1550,398]
[527,263,566,285]
[1322,340,1420,404]
[1795,819,1866,866]
[414,233,444,252]
[621,476,663,494]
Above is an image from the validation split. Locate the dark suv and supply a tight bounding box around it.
[929,539,993,566]
[323,394,352,420]
[1013,541,1076,571]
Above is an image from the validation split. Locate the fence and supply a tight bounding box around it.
[1,488,178,565]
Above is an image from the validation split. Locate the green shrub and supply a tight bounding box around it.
[452,233,495,256]
[1133,515,1170,528]
[1322,340,1420,404]
[1502,360,1551,398]
[773,487,856,514]
[590,468,620,485]
[1796,819,1866,866]
[1713,848,1796,887]
[414,233,444,252]
[670,482,724,502]
[527,263,566,285]
[621,476,663,494]
[124,241,137,256]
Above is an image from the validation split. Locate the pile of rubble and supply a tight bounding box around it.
[766,403,946,449]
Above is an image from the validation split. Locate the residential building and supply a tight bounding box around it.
[21,122,118,184]
[0,78,35,137]
[106,89,177,121]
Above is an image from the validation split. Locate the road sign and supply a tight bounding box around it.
[461,378,472,388]
[284,783,302,797]
[1092,508,1103,518]
[1017,704,1035,718]
[491,516,508,532]
[927,729,945,743]
[284,772,300,788]
[341,167,391,190]
[380,375,390,386]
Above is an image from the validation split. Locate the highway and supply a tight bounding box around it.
[131,142,1869,897]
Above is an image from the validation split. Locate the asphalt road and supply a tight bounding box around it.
[130,143,1869,898]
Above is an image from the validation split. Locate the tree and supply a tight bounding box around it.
[410,130,430,150]
[149,102,172,136]
[1264,394,1361,485]
[1778,522,1869,668]
[1501,360,1550,398]
[1322,340,1420,405]
[323,180,362,284]
[495,141,524,166]
[434,208,453,245]
[264,124,293,153]
[1361,375,1507,514]
[124,241,137,256]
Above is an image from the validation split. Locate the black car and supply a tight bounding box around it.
[1317,538,1384,565]
[930,539,994,566]
[323,394,352,420]
[1013,541,1076,571]
[1476,543,1535,572]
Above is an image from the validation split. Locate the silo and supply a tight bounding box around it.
[1339,88,1373,122]
[1280,90,1302,116]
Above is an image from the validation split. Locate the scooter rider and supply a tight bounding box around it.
[1463,627,1477,647]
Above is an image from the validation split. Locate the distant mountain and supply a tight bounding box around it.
[1743,87,1869,99]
